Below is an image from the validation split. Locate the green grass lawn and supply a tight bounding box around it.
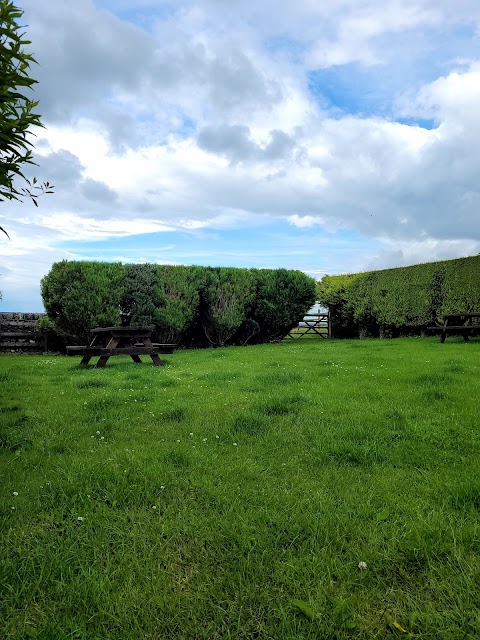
[1,337,479,639]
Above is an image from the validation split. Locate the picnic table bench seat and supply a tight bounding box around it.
[66,345,87,353]
[428,325,475,332]
[133,342,176,353]
[68,343,176,356]
[428,313,480,343]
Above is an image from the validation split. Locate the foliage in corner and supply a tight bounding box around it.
[0,0,53,234]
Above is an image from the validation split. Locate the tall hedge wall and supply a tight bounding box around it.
[316,255,480,338]
[41,261,316,348]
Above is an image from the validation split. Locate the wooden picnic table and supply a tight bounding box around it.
[67,326,176,367]
[429,313,480,343]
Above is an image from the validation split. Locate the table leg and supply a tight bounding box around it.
[143,337,164,366]
[150,354,163,366]
[95,337,119,368]
[81,333,99,364]
[122,338,143,363]
[95,355,110,368]
[439,317,450,343]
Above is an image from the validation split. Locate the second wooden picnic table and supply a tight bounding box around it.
[69,326,175,367]
[430,313,480,343]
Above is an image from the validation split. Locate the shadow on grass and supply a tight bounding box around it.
[230,412,268,436]
[256,394,305,416]
[161,407,187,423]
[256,371,304,385]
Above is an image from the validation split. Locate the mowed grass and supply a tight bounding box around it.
[1,337,480,639]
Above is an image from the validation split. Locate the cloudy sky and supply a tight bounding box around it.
[1,0,480,311]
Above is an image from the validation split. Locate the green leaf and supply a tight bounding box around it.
[385,613,407,633]
[292,599,315,620]
[375,508,390,522]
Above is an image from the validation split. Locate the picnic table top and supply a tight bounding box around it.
[90,326,154,334]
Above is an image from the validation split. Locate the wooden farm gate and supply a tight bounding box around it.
[288,310,330,339]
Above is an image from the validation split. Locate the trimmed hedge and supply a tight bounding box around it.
[250,268,319,343]
[41,261,316,348]
[154,265,206,344]
[122,263,158,328]
[200,267,256,347]
[41,261,126,344]
[316,255,480,338]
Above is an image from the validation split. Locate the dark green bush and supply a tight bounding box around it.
[316,274,360,338]
[153,265,206,343]
[122,264,158,327]
[200,267,256,346]
[250,269,317,342]
[41,261,125,343]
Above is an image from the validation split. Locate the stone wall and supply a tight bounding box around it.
[0,312,54,352]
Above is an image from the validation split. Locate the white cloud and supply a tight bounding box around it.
[288,215,324,228]
[2,0,480,310]
[400,61,480,127]
[366,238,480,271]
[307,2,442,68]
[38,213,176,240]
